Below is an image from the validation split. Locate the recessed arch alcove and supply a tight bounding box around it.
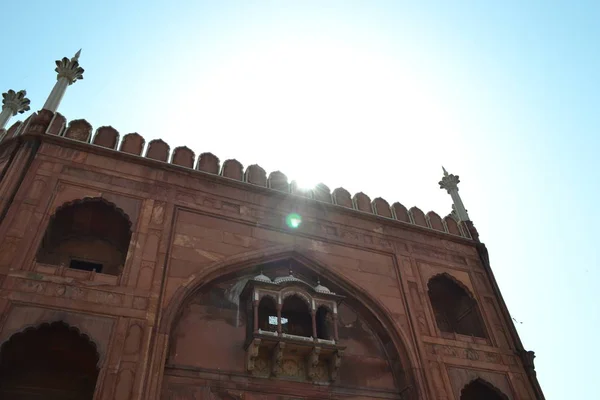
[36,197,132,275]
[427,273,487,338]
[460,378,509,400]
[0,321,100,399]
[159,249,421,399]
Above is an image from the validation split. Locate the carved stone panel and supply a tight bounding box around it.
[424,342,507,366]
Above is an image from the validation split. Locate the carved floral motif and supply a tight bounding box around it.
[16,278,123,307]
[464,348,479,361]
[426,342,509,366]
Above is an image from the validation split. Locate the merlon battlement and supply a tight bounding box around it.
[2,111,472,239]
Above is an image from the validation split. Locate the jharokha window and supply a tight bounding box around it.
[427,274,487,338]
[241,270,345,382]
[36,198,132,276]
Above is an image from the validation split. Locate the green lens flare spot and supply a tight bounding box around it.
[286,213,302,229]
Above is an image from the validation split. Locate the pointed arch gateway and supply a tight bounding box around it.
[158,247,423,399]
[0,321,100,399]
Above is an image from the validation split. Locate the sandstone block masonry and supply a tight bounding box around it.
[0,108,544,399]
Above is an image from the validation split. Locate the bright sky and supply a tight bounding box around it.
[3,1,599,398]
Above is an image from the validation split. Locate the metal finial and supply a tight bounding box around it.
[442,166,448,177]
[73,49,82,61]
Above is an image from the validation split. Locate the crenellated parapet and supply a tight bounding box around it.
[1,114,472,239]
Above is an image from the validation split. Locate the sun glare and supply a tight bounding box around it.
[292,176,319,191]
[160,32,461,210]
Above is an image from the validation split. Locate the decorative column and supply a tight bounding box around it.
[439,166,470,222]
[0,90,30,131]
[311,309,317,339]
[42,49,84,112]
[333,314,339,342]
[253,299,259,332]
[276,303,283,335]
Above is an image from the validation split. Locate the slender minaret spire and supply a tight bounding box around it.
[439,166,470,222]
[0,90,30,130]
[42,49,84,112]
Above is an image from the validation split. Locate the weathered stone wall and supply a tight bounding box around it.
[0,114,539,399]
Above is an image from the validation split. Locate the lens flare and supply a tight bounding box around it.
[285,213,302,229]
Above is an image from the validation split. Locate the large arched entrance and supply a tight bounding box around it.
[0,321,99,399]
[160,252,420,400]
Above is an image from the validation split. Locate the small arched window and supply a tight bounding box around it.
[281,295,312,337]
[460,378,509,400]
[36,198,132,276]
[427,274,487,338]
[316,306,333,340]
[257,296,278,332]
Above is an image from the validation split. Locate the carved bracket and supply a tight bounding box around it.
[246,338,261,372]
[271,342,285,377]
[246,333,344,382]
[330,350,343,382]
[519,349,536,375]
[306,346,321,381]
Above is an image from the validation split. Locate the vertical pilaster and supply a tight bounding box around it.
[276,303,282,335]
[253,299,259,332]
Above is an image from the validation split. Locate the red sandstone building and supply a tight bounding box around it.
[0,51,544,399]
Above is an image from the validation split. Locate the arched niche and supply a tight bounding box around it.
[316,304,334,340]
[0,321,99,399]
[427,273,487,338]
[460,378,509,400]
[161,251,420,399]
[36,197,132,276]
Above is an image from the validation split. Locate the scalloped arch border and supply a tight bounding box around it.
[460,378,510,400]
[50,196,133,229]
[427,272,477,300]
[0,320,102,369]
[159,245,426,397]
[281,290,312,309]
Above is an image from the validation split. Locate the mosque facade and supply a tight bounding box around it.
[0,51,544,399]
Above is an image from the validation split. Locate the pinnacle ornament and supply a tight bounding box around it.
[0,89,31,130]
